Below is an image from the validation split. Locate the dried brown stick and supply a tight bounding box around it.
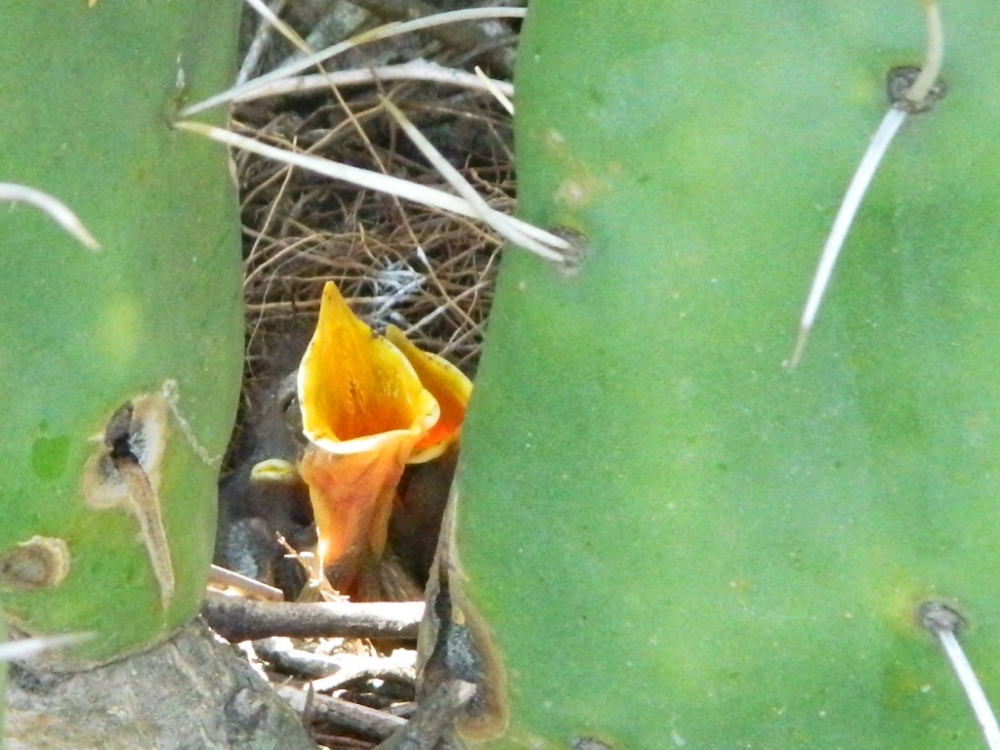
[202,593,424,641]
[279,685,407,739]
[253,636,417,687]
[313,734,377,750]
[312,662,416,692]
[253,636,345,678]
[279,680,473,745]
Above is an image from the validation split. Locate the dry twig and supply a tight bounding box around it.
[203,593,424,641]
[279,685,406,739]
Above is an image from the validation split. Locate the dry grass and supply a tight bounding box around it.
[233,9,516,392]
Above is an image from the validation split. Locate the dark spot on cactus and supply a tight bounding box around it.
[918,601,964,634]
[82,391,175,609]
[887,66,946,114]
[104,401,138,461]
[0,536,70,592]
[572,737,618,750]
[551,227,590,278]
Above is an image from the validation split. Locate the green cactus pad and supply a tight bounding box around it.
[0,2,242,662]
[452,1,1000,747]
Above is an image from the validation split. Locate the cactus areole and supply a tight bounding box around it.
[447,1,1000,748]
[0,3,242,661]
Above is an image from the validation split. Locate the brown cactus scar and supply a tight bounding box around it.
[417,486,509,742]
[82,391,174,610]
[0,536,71,592]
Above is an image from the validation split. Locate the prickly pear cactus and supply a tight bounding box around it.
[446,1,1000,748]
[0,3,243,662]
[0,617,5,746]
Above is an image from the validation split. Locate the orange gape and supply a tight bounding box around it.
[298,442,409,596]
[297,282,471,597]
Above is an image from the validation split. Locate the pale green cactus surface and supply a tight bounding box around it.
[451,1,1000,748]
[0,2,243,662]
